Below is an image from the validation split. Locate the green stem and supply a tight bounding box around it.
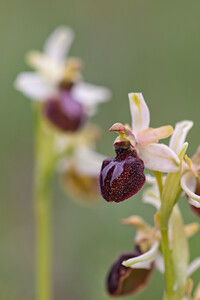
[35,172,52,300]
[160,172,182,300]
[33,104,55,300]
[160,224,175,300]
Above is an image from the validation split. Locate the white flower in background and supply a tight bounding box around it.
[15,26,111,131]
[109,93,180,173]
[59,146,105,203]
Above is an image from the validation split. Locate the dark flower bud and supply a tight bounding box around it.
[107,248,153,296]
[44,89,85,132]
[99,142,145,203]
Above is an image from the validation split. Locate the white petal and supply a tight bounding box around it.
[145,174,157,184]
[74,147,105,176]
[128,93,150,135]
[181,172,200,207]
[169,120,193,155]
[14,72,56,100]
[154,253,165,273]
[44,26,74,62]
[187,258,200,276]
[122,241,159,269]
[143,186,161,209]
[72,82,111,116]
[27,51,64,83]
[138,143,180,173]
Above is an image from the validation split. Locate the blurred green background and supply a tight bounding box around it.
[1,0,200,299]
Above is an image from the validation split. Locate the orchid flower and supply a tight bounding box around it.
[109,93,180,173]
[15,26,111,131]
[100,93,180,203]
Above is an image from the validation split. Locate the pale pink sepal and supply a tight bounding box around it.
[138,143,180,173]
[128,93,150,135]
[169,120,193,155]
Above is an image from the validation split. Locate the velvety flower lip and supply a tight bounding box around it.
[106,248,154,297]
[99,141,145,203]
[109,93,180,173]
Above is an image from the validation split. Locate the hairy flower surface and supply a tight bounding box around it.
[15,26,111,131]
[100,141,145,203]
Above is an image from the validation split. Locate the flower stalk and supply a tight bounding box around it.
[34,104,56,300]
[160,172,181,299]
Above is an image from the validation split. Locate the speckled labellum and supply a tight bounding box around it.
[107,248,153,296]
[99,141,145,203]
[44,88,85,132]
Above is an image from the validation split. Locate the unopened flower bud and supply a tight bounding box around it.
[100,142,145,203]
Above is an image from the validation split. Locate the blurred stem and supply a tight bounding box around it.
[34,104,55,300]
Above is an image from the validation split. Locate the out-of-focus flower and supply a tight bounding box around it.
[100,93,179,203]
[59,146,105,204]
[15,26,111,131]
